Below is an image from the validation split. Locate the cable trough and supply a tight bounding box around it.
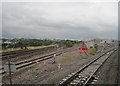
[59,48,117,86]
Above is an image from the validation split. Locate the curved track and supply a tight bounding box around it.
[59,48,117,86]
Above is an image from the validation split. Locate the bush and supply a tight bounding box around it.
[88,48,97,55]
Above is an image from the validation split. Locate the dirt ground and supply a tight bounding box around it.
[2,45,112,85]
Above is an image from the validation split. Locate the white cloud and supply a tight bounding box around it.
[2,2,118,40]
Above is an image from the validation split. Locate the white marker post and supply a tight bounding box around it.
[58,64,61,69]
[53,54,56,63]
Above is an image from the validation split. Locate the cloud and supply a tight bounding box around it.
[2,2,118,40]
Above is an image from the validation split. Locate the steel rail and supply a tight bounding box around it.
[59,48,117,86]
[0,52,62,76]
[83,49,117,86]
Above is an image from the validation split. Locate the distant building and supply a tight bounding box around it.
[85,41,94,48]
[85,38,106,48]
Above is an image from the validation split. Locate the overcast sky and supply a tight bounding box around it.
[2,2,118,40]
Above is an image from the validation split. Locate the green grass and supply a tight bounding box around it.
[88,48,97,55]
[60,54,89,64]
[1,45,55,52]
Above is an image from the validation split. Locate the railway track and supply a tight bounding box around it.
[0,45,56,60]
[0,46,77,76]
[0,52,62,75]
[0,52,62,76]
[0,45,55,60]
[1,46,112,77]
[59,48,117,86]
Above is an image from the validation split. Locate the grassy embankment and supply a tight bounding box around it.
[1,45,55,52]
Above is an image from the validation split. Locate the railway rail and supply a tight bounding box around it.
[1,46,112,77]
[59,48,117,86]
[0,52,62,76]
[0,46,77,76]
[0,45,76,76]
[1,45,56,60]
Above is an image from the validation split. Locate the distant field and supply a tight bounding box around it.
[1,45,55,52]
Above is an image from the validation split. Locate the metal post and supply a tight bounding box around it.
[7,57,12,85]
[53,54,56,63]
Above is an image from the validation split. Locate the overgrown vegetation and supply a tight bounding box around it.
[60,54,88,64]
[88,48,97,55]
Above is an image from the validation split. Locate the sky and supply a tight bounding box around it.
[2,1,118,40]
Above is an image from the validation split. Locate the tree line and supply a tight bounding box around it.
[2,38,81,50]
